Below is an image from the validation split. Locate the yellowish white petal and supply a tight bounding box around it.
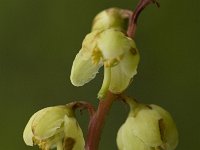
[32,106,71,140]
[81,31,101,59]
[64,116,85,150]
[120,41,139,77]
[129,107,163,147]
[23,110,43,146]
[97,29,131,61]
[150,105,179,150]
[108,39,139,93]
[109,64,131,93]
[70,30,103,87]
[117,118,151,150]
[70,49,103,86]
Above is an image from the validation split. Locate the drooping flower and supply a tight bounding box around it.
[70,28,139,98]
[23,105,85,150]
[117,98,179,150]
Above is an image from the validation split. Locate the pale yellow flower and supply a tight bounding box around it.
[70,28,139,98]
[117,100,179,150]
[23,105,85,150]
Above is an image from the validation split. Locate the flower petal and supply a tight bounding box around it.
[109,42,139,93]
[109,64,130,93]
[81,30,102,59]
[150,105,179,150]
[23,110,42,146]
[64,116,85,150]
[97,29,132,61]
[70,49,103,86]
[130,107,163,147]
[117,119,151,150]
[32,106,71,140]
[120,46,139,78]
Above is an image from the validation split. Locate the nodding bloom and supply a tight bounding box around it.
[23,105,85,150]
[70,8,139,98]
[70,28,139,98]
[117,99,179,150]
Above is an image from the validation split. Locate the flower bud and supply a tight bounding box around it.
[117,100,178,150]
[92,8,130,31]
[23,105,85,150]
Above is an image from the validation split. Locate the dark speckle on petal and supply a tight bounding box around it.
[130,48,137,55]
[63,137,75,150]
[158,119,166,142]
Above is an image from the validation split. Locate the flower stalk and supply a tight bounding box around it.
[85,1,160,150]
[70,101,96,119]
[85,92,118,150]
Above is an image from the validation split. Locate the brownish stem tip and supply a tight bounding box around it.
[70,101,96,119]
[127,0,159,38]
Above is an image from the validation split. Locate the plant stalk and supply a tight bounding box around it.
[85,92,117,150]
[127,0,159,38]
[85,1,159,149]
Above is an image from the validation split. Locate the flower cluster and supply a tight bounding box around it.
[23,6,179,150]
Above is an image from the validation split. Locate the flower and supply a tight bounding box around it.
[23,105,85,150]
[116,99,179,150]
[70,28,139,98]
[92,8,130,32]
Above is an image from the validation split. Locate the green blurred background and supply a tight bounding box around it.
[0,0,199,149]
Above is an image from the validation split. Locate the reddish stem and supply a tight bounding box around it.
[85,92,117,150]
[127,0,159,38]
[69,101,96,119]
